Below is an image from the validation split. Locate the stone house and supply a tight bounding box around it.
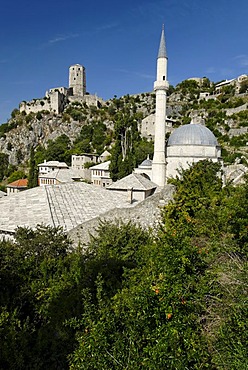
[39,168,83,186]
[107,173,157,202]
[38,160,69,175]
[71,153,99,170]
[90,160,112,187]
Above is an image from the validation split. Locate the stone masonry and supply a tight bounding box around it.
[68,185,175,247]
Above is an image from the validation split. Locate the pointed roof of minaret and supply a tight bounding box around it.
[157,24,167,58]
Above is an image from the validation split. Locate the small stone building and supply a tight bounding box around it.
[90,161,112,187]
[107,173,157,202]
[39,168,83,186]
[38,160,69,175]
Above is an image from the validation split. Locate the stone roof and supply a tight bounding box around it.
[99,150,111,157]
[0,182,136,233]
[167,123,218,147]
[107,173,157,191]
[38,160,68,168]
[39,168,83,183]
[224,164,248,185]
[215,79,235,87]
[90,160,110,170]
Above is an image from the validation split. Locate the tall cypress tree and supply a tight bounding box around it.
[28,146,37,188]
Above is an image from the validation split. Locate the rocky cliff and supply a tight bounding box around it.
[0,84,247,168]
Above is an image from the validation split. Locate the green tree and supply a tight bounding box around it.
[7,170,26,184]
[28,146,37,188]
[0,152,9,181]
[0,225,76,369]
[109,112,140,181]
[46,134,71,164]
[70,162,247,369]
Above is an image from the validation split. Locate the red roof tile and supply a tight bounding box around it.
[7,179,28,188]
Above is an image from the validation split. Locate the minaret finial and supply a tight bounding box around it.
[158,25,167,58]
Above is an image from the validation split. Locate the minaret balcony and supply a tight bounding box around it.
[154,80,169,91]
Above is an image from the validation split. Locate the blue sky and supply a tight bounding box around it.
[0,0,247,124]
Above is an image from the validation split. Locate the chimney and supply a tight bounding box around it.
[127,187,133,204]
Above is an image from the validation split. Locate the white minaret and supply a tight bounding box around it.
[151,25,169,187]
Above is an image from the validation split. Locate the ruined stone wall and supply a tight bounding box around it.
[20,90,66,115]
[225,103,247,116]
[68,94,104,107]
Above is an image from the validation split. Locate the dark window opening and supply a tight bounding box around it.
[163,76,165,80]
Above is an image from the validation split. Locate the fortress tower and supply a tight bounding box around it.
[151,26,169,187]
[69,64,86,96]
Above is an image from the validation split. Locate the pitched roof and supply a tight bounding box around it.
[38,161,68,168]
[99,150,111,157]
[107,173,157,191]
[90,160,110,170]
[0,182,137,233]
[39,168,83,183]
[7,179,28,188]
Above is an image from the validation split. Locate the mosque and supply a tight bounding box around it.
[0,26,223,240]
[136,26,222,185]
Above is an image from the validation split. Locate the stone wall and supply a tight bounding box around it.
[228,127,248,138]
[68,185,175,248]
[139,113,177,140]
[68,94,104,107]
[225,103,247,116]
[20,90,66,115]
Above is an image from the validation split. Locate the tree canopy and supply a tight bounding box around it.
[0,161,247,369]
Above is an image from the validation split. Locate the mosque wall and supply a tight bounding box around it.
[166,145,218,158]
[166,155,221,180]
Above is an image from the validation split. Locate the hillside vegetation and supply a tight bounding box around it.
[0,78,247,188]
[0,161,247,369]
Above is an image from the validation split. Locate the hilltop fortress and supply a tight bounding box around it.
[19,64,104,115]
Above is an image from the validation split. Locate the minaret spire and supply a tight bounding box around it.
[158,25,167,58]
[151,25,169,187]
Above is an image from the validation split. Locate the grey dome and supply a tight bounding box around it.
[140,158,152,167]
[167,123,218,146]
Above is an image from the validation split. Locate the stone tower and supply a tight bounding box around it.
[151,25,169,187]
[69,64,86,96]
